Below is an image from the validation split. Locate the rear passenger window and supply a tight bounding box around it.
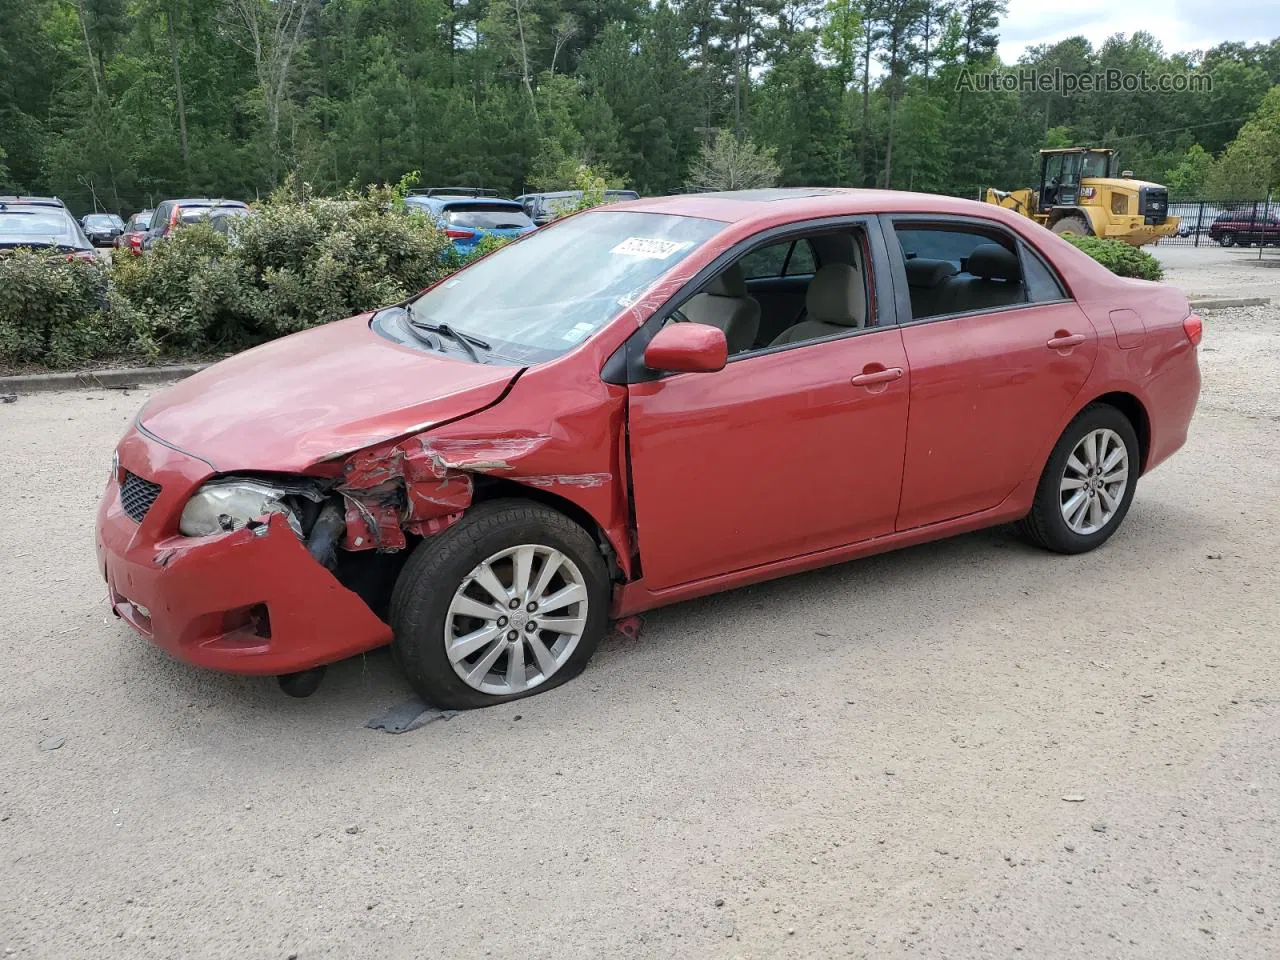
[894,224,1030,321]
[1019,243,1068,302]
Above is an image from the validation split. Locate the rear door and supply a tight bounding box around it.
[885,216,1099,531]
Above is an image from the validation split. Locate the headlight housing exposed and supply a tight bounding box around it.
[179,479,303,538]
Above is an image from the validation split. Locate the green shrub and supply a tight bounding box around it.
[5,177,459,369]
[110,225,259,352]
[106,177,454,355]
[1061,235,1164,281]
[444,231,515,271]
[0,250,133,367]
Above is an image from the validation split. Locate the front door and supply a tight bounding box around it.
[626,329,911,590]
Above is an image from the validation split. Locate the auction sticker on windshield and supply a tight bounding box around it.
[611,237,693,260]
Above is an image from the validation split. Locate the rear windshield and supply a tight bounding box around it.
[0,209,80,242]
[444,204,534,230]
[179,205,248,224]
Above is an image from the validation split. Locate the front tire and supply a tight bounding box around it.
[1219,231,1236,247]
[1016,404,1139,554]
[389,500,611,709]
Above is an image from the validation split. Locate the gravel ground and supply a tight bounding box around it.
[1153,244,1280,301]
[2,271,1278,958]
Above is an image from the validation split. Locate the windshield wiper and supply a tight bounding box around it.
[409,319,490,363]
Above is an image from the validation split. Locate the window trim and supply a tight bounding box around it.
[602,214,899,385]
[880,213,1074,328]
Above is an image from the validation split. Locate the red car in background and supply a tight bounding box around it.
[114,209,153,256]
[141,198,250,249]
[96,189,1202,707]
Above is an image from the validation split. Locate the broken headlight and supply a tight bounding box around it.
[179,480,303,538]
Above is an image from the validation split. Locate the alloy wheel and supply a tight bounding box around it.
[444,544,589,695]
[1059,428,1130,536]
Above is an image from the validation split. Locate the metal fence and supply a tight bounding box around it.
[1153,198,1278,250]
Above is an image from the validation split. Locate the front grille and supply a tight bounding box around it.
[120,470,162,523]
[1140,187,1168,225]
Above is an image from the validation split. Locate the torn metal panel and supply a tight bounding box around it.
[337,432,565,551]
[518,473,612,489]
[342,491,406,552]
[418,435,553,473]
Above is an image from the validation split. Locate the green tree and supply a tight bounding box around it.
[686,131,781,189]
[1207,85,1280,198]
[1165,144,1215,199]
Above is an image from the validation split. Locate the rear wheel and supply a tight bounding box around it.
[389,500,611,709]
[1219,231,1236,247]
[1051,216,1090,238]
[1016,405,1139,555]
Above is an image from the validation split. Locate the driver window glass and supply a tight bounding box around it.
[666,226,872,358]
[784,240,816,276]
[738,241,790,279]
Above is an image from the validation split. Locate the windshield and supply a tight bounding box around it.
[407,210,724,363]
[84,214,119,228]
[445,204,534,230]
[1080,153,1111,178]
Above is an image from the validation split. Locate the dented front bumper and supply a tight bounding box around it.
[95,427,391,676]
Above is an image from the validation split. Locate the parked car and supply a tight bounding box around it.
[114,210,154,256]
[516,189,640,226]
[143,198,251,249]
[404,189,536,255]
[96,188,1202,708]
[0,195,96,260]
[1208,210,1280,247]
[81,212,125,247]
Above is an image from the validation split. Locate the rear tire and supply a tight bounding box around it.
[1016,404,1139,555]
[1051,216,1090,237]
[1219,231,1236,247]
[389,500,611,709]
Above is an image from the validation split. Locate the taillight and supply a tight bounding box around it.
[445,228,476,239]
[1183,313,1203,346]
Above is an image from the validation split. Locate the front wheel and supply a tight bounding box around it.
[1016,405,1139,554]
[389,500,611,709]
[1219,231,1236,247]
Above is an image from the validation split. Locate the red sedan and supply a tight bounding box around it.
[113,210,153,256]
[96,189,1202,706]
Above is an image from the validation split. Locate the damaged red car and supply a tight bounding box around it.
[96,189,1202,707]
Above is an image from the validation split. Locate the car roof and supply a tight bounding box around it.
[406,195,521,207]
[0,196,67,209]
[614,187,1031,227]
[162,198,248,206]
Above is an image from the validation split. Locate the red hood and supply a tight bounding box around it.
[139,315,521,472]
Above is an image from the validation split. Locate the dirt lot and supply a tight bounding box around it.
[2,253,1278,959]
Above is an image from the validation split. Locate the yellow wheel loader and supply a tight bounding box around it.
[985,147,1179,247]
